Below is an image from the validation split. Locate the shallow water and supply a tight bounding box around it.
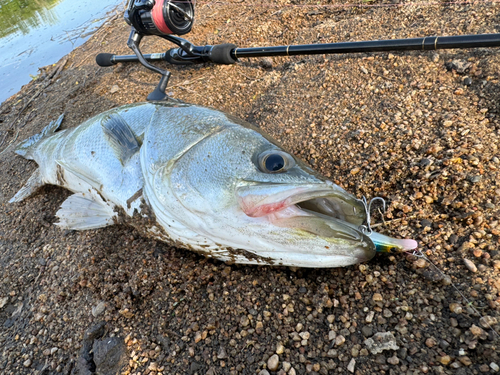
[0,0,122,103]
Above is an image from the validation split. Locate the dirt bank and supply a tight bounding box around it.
[1,1,499,374]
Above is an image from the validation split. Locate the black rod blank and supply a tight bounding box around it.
[231,33,500,59]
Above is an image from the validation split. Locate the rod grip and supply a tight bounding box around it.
[208,44,237,64]
[96,53,116,67]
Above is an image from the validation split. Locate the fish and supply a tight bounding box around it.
[10,101,417,268]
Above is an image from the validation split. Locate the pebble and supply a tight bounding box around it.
[425,338,437,348]
[299,331,310,340]
[295,323,303,332]
[414,258,427,268]
[110,85,119,94]
[365,311,375,323]
[328,330,336,340]
[282,362,291,372]
[362,326,372,337]
[267,354,279,371]
[449,303,463,314]
[259,370,270,375]
[0,296,8,309]
[327,314,335,323]
[364,332,399,354]
[92,301,106,317]
[372,293,383,302]
[335,335,345,347]
[480,316,498,328]
[387,355,399,365]
[480,364,490,372]
[23,359,31,368]
[459,357,472,366]
[491,363,500,372]
[440,355,451,365]
[463,258,477,272]
[276,343,284,355]
[469,325,485,337]
[347,358,356,373]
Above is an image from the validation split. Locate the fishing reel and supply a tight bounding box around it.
[101,0,198,101]
[124,0,194,36]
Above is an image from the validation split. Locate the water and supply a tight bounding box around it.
[0,0,122,104]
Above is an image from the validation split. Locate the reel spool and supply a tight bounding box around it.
[125,0,195,36]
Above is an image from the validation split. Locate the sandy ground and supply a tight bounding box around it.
[1,1,500,374]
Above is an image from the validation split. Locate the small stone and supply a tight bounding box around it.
[372,293,383,302]
[276,343,284,355]
[449,303,463,314]
[299,331,310,340]
[267,354,279,371]
[23,359,31,367]
[470,324,485,337]
[440,355,451,365]
[110,85,119,94]
[467,175,482,183]
[92,301,106,317]
[194,332,202,343]
[295,323,303,332]
[490,362,500,372]
[425,338,437,348]
[361,326,373,337]
[50,347,58,355]
[118,308,134,319]
[329,330,336,340]
[0,296,8,309]
[335,335,345,347]
[289,368,296,375]
[217,347,227,359]
[240,315,250,327]
[387,355,399,365]
[327,314,335,323]
[259,370,270,375]
[463,77,472,86]
[463,258,477,273]
[347,358,356,373]
[255,321,263,332]
[259,57,273,69]
[480,364,490,372]
[364,332,399,354]
[459,357,472,366]
[480,316,498,328]
[414,258,427,268]
[365,311,375,323]
[282,362,291,372]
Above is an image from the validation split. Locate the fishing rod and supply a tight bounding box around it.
[96,0,500,101]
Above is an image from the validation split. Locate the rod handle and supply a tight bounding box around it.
[96,53,116,67]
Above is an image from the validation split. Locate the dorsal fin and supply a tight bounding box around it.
[101,114,140,165]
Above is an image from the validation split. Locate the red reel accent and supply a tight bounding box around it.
[152,0,173,35]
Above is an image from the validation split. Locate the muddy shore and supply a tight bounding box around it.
[1,1,500,374]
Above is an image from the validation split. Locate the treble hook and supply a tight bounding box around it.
[358,196,387,236]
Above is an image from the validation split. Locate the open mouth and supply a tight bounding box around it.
[237,183,366,225]
[236,182,418,253]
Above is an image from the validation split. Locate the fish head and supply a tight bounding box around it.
[152,110,377,267]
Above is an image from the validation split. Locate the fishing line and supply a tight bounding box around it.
[408,248,500,339]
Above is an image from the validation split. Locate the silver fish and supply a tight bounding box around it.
[10,101,417,267]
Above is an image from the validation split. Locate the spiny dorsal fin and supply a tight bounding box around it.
[101,114,140,166]
[15,114,64,160]
[9,169,43,203]
[55,191,116,230]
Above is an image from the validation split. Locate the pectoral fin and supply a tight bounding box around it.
[55,191,116,230]
[101,114,140,165]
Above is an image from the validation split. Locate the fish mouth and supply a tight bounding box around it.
[237,181,366,225]
[236,181,375,262]
[236,181,417,256]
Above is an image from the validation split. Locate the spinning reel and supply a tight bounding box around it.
[97,0,500,101]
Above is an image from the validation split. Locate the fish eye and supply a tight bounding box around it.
[258,150,295,174]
